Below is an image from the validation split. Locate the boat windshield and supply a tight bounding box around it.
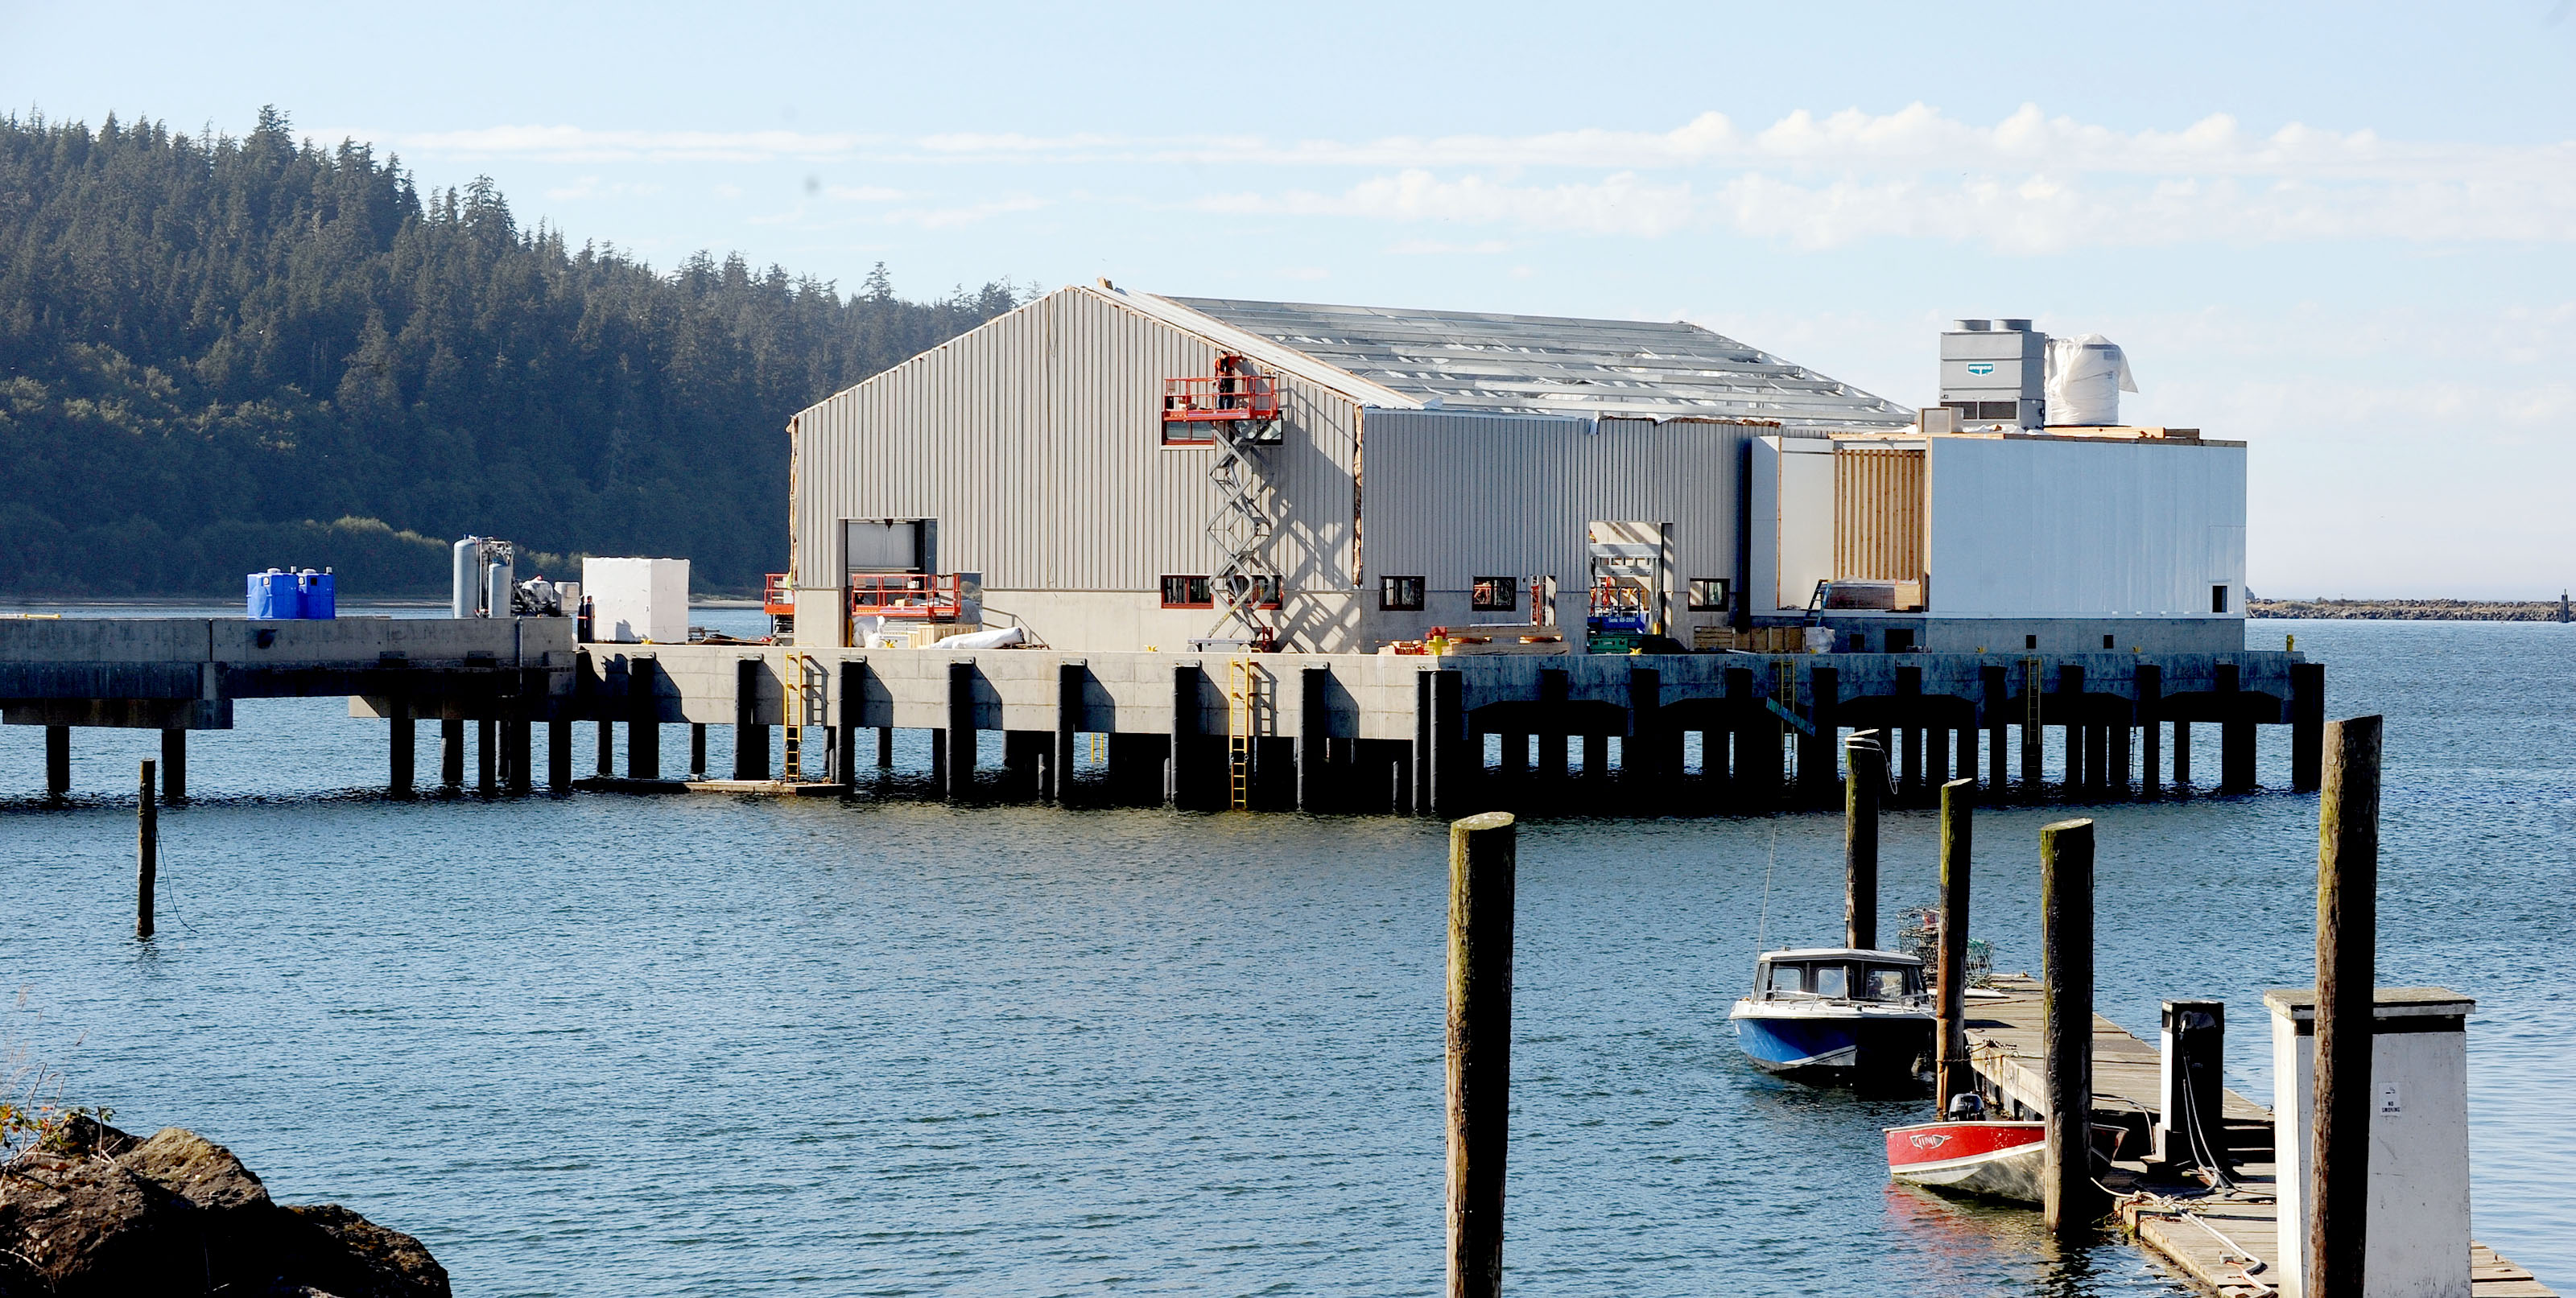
[1861,966,1913,1001]
[1810,964,1847,999]
[1764,962,1805,995]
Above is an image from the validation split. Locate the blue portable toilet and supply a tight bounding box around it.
[246,569,296,619]
[295,570,336,619]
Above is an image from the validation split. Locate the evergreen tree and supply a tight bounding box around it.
[0,107,1018,595]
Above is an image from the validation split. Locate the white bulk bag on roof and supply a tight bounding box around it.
[2044,334,2137,426]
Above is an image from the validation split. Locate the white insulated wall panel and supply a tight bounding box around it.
[1926,438,2245,617]
[581,557,690,643]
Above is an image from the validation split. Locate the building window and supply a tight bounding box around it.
[1223,574,1284,609]
[1469,577,1517,613]
[1686,577,1730,612]
[1161,575,1212,608]
[2212,583,2230,614]
[1379,575,1426,612]
[1161,420,1214,447]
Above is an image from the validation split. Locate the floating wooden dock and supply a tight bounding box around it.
[1958,975,2553,1297]
[5,616,2322,813]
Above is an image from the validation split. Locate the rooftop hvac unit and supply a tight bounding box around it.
[1939,319,2045,428]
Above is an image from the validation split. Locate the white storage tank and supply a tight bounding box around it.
[2044,333,2138,426]
[581,557,691,643]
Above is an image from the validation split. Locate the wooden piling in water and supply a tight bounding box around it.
[1844,730,1883,951]
[1895,665,1924,802]
[945,660,976,797]
[1800,666,1839,807]
[136,759,156,940]
[627,660,660,780]
[1445,811,1517,1298]
[1982,664,2008,795]
[1935,777,1974,1107]
[2058,665,2086,793]
[547,718,572,791]
[2217,663,2256,791]
[1427,670,1468,818]
[2310,715,2382,1296]
[1300,665,1331,811]
[45,724,69,800]
[389,697,415,797]
[840,661,865,786]
[441,717,465,788]
[2137,665,2163,797]
[2041,816,2101,1238]
[2290,661,2326,792]
[1054,661,1083,802]
[159,728,186,802]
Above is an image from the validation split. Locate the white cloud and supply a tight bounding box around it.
[1385,238,1513,255]
[543,176,664,201]
[313,125,886,163]
[879,195,1050,229]
[824,185,908,202]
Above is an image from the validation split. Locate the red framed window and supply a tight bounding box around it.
[1380,575,1426,612]
[1161,575,1213,608]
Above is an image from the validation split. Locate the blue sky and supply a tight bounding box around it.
[8,1,2573,597]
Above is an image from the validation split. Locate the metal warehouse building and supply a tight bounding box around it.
[782,283,2245,656]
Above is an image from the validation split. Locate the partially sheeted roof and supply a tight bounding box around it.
[1162,295,1913,427]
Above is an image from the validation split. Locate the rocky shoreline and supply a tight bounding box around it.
[0,1118,446,1297]
[2250,597,2571,622]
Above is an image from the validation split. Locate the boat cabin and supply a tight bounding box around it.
[1752,948,1926,1005]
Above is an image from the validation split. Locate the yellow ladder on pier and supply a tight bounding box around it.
[1226,655,1254,810]
[782,648,807,781]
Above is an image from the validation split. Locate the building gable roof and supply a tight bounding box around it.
[1158,294,1913,427]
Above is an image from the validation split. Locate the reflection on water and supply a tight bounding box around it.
[0,616,2568,1296]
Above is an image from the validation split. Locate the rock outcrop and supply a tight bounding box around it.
[0,1119,448,1297]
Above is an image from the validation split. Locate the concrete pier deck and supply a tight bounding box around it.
[1959,975,2553,1297]
[6,616,2316,811]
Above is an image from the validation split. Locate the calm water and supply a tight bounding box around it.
[2,615,2569,1296]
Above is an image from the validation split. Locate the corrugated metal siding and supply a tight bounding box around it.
[1833,447,1925,580]
[791,287,1361,595]
[1361,411,1764,602]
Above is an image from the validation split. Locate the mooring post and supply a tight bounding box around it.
[1427,669,1468,818]
[1446,811,1518,1298]
[2310,715,2382,1296]
[1935,777,1975,1108]
[946,659,977,799]
[1843,730,1884,950]
[136,759,157,940]
[440,717,465,788]
[2041,816,2101,1238]
[44,724,69,801]
[627,659,662,781]
[389,696,415,798]
[2290,661,2326,792]
[158,729,187,802]
[2137,664,2163,797]
[1799,666,1839,807]
[2218,663,2255,791]
[1981,663,2008,794]
[2058,665,2086,793]
[1299,665,1332,811]
[547,718,572,791]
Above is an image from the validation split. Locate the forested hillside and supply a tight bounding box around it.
[0,107,1017,597]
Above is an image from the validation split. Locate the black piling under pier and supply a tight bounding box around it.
[2058,665,2085,793]
[547,719,572,791]
[440,718,464,788]
[945,661,976,797]
[626,659,661,781]
[389,700,415,797]
[691,724,708,779]
[1980,665,2008,796]
[2289,660,2325,791]
[2217,663,2256,791]
[476,719,497,793]
[1053,662,1083,803]
[2138,665,2164,797]
[159,728,186,802]
[44,724,68,800]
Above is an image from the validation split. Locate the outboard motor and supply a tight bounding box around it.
[1945,1090,1987,1121]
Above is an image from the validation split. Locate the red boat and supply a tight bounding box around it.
[1885,1119,2050,1202]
